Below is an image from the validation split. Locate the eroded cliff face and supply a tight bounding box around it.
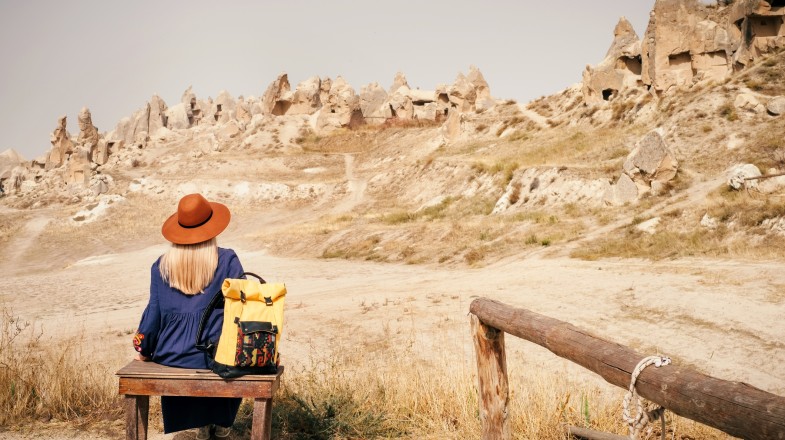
[583,0,785,103]
[0,66,496,205]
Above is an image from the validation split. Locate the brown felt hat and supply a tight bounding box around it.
[161,194,230,245]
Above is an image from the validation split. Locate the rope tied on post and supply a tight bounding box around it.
[622,355,671,440]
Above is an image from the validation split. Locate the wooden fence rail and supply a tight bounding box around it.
[469,298,785,440]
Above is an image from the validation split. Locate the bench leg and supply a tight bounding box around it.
[125,395,149,440]
[250,397,273,440]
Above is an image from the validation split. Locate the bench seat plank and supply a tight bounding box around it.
[116,360,282,440]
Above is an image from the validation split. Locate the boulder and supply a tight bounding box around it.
[727,163,761,190]
[623,130,678,187]
[767,96,785,116]
[735,93,764,113]
[261,73,291,115]
[288,76,322,115]
[316,77,364,131]
[636,217,661,234]
[603,173,639,205]
[47,115,74,169]
[701,213,719,229]
[77,107,101,150]
[165,103,191,130]
[359,82,389,123]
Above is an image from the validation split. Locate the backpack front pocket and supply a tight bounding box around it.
[235,321,277,368]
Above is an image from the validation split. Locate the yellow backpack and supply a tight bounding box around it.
[196,272,286,378]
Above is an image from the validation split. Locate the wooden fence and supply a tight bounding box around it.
[469,298,785,440]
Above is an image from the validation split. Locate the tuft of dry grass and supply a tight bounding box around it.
[0,307,122,426]
[0,305,734,439]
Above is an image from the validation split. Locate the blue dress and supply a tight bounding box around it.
[134,247,244,433]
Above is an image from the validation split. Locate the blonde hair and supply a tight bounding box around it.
[159,238,218,295]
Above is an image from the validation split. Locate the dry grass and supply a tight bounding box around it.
[0,210,30,254]
[0,304,732,439]
[0,307,122,427]
[572,188,785,261]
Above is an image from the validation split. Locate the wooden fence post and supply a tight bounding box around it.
[470,298,785,440]
[471,314,510,440]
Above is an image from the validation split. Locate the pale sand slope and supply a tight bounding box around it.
[1,230,784,439]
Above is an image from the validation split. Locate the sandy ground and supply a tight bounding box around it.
[1,212,784,439]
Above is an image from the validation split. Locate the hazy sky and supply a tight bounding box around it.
[0,1,656,160]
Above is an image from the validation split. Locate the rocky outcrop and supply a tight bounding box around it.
[114,95,169,146]
[77,107,100,150]
[64,145,91,186]
[261,73,291,116]
[582,17,642,104]
[47,116,74,170]
[446,66,495,113]
[583,0,785,100]
[316,77,364,131]
[623,130,678,191]
[213,91,236,124]
[389,72,409,94]
[605,130,678,204]
[359,82,389,123]
[287,77,323,115]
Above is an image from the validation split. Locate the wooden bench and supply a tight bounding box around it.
[116,360,283,440]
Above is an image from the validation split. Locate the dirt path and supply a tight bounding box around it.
[1,206,783,439]
[0,215,50,275]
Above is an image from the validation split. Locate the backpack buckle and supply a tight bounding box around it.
[264,296,273,306]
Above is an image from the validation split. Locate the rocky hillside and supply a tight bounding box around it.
[1,0,784,268]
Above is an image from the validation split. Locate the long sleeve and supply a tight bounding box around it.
[227,250,244,280]
[133,262,163,358]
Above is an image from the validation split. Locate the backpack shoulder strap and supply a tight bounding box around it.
[195,289,225,353]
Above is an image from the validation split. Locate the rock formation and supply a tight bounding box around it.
[261,73,291,115]
[359,82,389,124]
[47,116,74,169]
[114,95,169,146]
[582,17,642,104]
[604,130,678,204]
[77,107,100,151]
[583,0,785,101]
[288,77,323,115]
[316,76,364,131]
[65,146,91,186]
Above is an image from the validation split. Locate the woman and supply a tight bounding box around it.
[133,193,243,440]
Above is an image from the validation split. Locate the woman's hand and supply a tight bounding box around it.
[136,353,150,361]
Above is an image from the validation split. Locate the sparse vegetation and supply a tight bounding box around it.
[0,306,732,439]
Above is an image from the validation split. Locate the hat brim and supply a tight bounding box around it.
[161,202,231,245]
